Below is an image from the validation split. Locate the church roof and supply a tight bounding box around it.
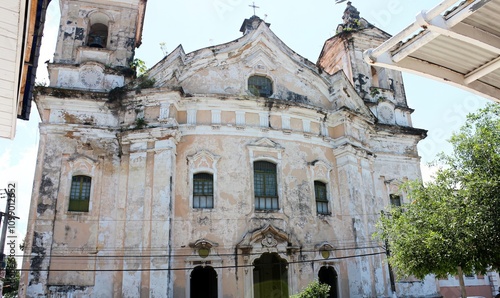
[148,15,321,81]
[145,12,376,121]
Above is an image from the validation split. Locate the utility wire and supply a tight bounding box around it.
[15,251,386,272]
[42,239,383,251]
[16,244,385,259]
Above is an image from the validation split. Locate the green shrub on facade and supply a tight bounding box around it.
[291,280,330,298]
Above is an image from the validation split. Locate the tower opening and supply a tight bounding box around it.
[88,23,108,48]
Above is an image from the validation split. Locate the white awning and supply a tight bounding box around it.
[364,0,500,102]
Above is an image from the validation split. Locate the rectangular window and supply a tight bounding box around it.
[193,173,214,208]
[315,181,329,215]
[254,161,278,211]
[390,194,401,207]
[69,175,91,212]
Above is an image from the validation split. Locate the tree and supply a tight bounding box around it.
[291,280,331,298]
[377,104,500,297]
[3,256,20,298]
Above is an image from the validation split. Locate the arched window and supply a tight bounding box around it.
[254,161,278,210]
[193,173,214,208]
[69,175,91,212]
[190,266,217,298]
[319,266,338,298]
[248,75,273,97]
[88,23,108,48]
[315,181,329,215]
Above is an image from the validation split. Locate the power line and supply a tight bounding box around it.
[40,212,386,222]
[15,244,385,259]
[15,251,386,272]
[41,238,383,251]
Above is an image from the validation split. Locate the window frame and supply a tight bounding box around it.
[314,181,330,215]
[85,11,112,49]
[248,75,273,98]
[390,194,401,207]
[68,175,92,212]
[193,172,214,209]
[253,160,279,211]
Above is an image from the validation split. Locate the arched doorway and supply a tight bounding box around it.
[253,253,288,298]
[190,266,217,298]
[318,266,338,298]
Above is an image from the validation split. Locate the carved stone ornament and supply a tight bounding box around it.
[80,67,103,89]
[379,105,394,123]
[261,233,278,248]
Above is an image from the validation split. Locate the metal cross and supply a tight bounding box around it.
[249,2,260,15]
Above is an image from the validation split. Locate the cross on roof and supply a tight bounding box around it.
[249,2,260,16]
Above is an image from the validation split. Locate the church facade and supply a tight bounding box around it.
[20,0,441,297]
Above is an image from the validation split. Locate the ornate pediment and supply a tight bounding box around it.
[187,150,220,170]
[248,137,281,149]
[68,154,99,174]
[310,160,332,181]
[189,238,219,249]
[237,224,290,250]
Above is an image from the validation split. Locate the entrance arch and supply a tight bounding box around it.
[253,253,288,298]
[318,266,338,298]
[190,266,217,298]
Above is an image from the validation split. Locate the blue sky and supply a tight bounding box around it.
[0,0,490,257]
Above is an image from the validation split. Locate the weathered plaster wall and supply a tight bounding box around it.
[21,6,440,297]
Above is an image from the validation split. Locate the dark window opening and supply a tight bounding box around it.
[249,75,273,97]
[69,175,91,212]
[254,161,278,211]
[319,266,339,298]
[390,194,401,207]
[88,23,108,48]
[253,253,288,298]
[315,181,329,215]
[190,266,217,298]
[193,173,214,208]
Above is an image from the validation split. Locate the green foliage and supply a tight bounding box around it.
[130,58,148,77]
[3,256,19,298]
[377,104,500,280]
[291,280,330,298]
[370,88,380,98]
[135,117,147,129]
[108,57,155,104]
[137,75,156,89]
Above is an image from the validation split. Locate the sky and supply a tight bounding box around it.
[0,0,491,261]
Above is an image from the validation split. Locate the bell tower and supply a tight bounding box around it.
[317,1,414,127]
[48,0,147,91]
